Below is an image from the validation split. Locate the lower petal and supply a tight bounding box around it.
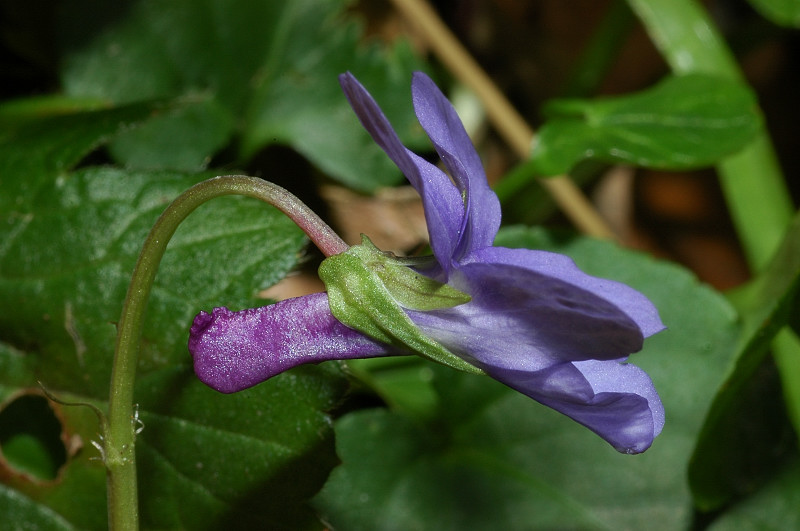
[189,292,393,393]
[489,360,663,453]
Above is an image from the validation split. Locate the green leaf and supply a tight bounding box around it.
[626,0,793,271]
[1,341,348,531]
[0,100,346,526]
[746,0,800,27]
[314,227,740,530]
[0,484,76,531]
[706,458,800,530]
[0,165,354,528]
[689,210,800,510]
[0,342,108,530]
[59,0,429,191]
[530,74,762,176]
[347,357,440,420]
[242,20,428,191]
[134,364,348,530]
[1,166,305,394]
[0,101,160,211]
[108,97,235,172]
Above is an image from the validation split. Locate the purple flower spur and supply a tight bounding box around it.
[189,72,666,454]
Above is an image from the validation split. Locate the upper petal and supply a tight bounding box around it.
[411,72,501,259]
[339,72,463,273]
[490,360,663,453]
[189,292,392,393]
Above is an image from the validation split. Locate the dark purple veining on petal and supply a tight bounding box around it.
[190,293,391,393]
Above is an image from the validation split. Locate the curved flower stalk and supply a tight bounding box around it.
[189,72,666,453]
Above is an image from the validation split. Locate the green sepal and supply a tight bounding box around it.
[319,237,482,375]
[348,236,471,311]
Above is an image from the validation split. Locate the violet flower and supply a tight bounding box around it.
[189,72,665,453]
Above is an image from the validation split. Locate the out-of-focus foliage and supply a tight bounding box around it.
[530,74,762,176]
[1,0,799,528]
[59,0,429,191]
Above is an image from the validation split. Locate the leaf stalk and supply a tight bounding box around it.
[105,175,346,529]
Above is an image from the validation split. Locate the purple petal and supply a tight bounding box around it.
[411,72,501,259]
[407,248,658,373]
[490,360,663,453]
[339,72,463,273]
[189,292,392,393]
[462,247,666,338]
[406,245,664,452]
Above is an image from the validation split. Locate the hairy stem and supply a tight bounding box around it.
[105,175,346,529]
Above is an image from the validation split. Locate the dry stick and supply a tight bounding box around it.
[390,0,616,240]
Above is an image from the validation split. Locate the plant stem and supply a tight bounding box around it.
[389,0,616,239]
[561,0,636,98]
[626,0,800,439]
[625,0,794,269]
[105,175,346,529]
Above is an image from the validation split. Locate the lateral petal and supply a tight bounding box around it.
[412,72,501,259]
[407,249,655,373]
[463,246,666,338]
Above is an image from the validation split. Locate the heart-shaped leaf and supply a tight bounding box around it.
[0,102,348,528]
